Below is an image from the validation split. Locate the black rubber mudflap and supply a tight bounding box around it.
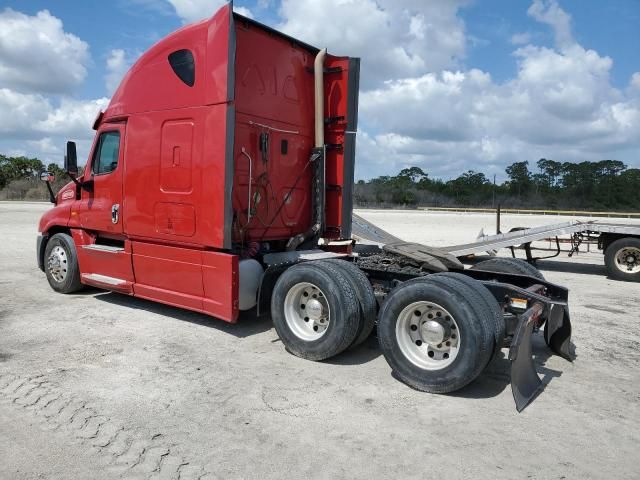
[545,305,573,361]
[509,308,543,412]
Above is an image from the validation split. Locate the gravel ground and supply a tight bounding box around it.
[1,202,639,480]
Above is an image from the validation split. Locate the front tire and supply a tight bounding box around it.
[604,237,640,282]
[44,233,83,294]
[377,278,495,393]
[271,262,360,361]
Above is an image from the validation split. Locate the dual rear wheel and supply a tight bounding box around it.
[272,260,507,393]
[271,259,377,361]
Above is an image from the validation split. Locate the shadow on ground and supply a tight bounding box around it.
[446,333,566,402]
[324,334,383,365]
[536,259,605,276]
[93,291,273,338]
[463,254,606,277]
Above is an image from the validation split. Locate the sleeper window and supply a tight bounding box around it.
[92,131,120,175]
[168,49,195,87]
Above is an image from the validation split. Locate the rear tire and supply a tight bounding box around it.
[44,233,83,294]
[271,262,360,361]
[431,272,505,364]
[377,278,495,393]
[318,259,377,347]
[471,257,545,280]
[604,237,640,282]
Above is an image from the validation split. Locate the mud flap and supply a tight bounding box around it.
[509,303,544,412]
[545,305,573,361]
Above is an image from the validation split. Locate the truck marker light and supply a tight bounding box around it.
[510,298,528,310]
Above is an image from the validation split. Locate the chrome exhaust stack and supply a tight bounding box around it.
[286,48,327,251]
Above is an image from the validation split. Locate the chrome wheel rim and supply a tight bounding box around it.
[395,301,460,370]
[47,245,68,283]
[615,247,640,274]
[284,282,330,341]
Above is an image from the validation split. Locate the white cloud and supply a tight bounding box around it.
[0,88,108,164]
[0,9,90,94]
[26,137,62,157]
[359,49,638,176]
[0,9,104,165]
[0,88,50,135]
[37,97,110,139]
[105,49,139,95]
[344,0,640,179]
[166,0,252,23]
[629,73,640,92]
[510,32,531,45]
[278,0,468,88]
[527,0,573,49]
[0,88,108,138]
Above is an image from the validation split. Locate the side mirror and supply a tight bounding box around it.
[65,141,78,176]
[40,171,57,204]
[40,171,55,182]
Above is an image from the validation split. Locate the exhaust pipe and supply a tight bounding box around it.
[286,48,327,251]
[314,48,327,148]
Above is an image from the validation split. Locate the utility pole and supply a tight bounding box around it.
[492,174,496,208]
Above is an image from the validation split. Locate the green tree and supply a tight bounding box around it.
[505,161,531,198]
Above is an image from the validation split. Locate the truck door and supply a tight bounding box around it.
[78,124,125,234]
[73,123,135,293]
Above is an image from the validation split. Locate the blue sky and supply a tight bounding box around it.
[5,0,639,98]
[461,0,640,88]
[0,0,638,180]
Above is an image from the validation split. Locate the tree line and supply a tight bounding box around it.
[1,153,639,210]
[0,154,68,200]
[355,159,640,211]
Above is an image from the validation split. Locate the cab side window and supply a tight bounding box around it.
[91,131,120,175]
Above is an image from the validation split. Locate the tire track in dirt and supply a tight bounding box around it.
[0,371,211,479]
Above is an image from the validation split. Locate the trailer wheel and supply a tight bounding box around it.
[44,233,83,294]
[271,262,360,361]
[471,257,545,280]
[377,278,494,393]
[318,259,377,347]
[431,272,505,364]
[604,237,640,282]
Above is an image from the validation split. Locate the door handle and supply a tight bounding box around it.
[111,204,120,224]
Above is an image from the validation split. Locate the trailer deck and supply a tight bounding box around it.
[352,213,640,282]
[445,220,640,256]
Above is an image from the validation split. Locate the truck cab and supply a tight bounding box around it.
[37,4,360,323]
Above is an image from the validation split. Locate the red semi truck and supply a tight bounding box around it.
[37,4,573,410]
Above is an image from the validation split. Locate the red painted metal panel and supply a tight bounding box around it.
[230,18,316,244]
[104,5,231,122]
[202,251,238,322]
[38,199,71,233]
[323,55,356,239]
[131,241,204,298]
[77,123,126,236]
[71,229,135,294]
[130,241,238,323]
[134,284,204,313]
[122,104,228,248]
[205,5,232,105]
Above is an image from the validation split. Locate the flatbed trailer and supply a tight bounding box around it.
[352,214,640,282]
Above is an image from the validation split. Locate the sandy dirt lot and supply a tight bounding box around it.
[1,202,638,479]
